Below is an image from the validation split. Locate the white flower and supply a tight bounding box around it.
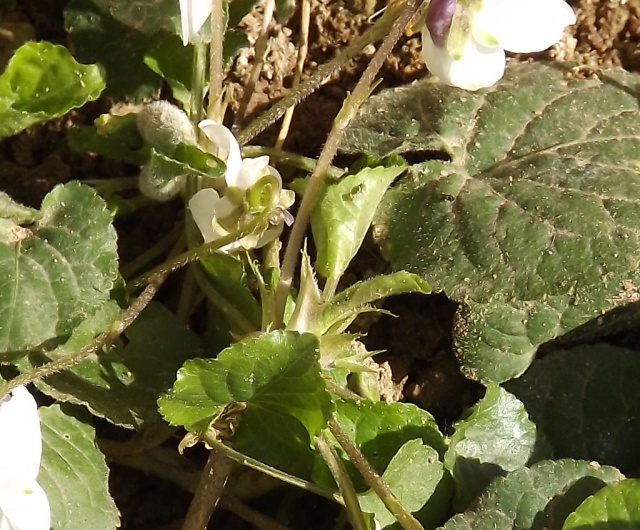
[189,121,294,251]
[422,0,576,91]
[0,386,50,530]
[179,0,211,46]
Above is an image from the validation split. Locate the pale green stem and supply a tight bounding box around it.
[192,262,258,335]
[207,0,225,123]
[236,5,401,146]
[328,420,424,530]
[191,41,208,126]
[201,432,344,504]
[120,223,184,280]
[0,273,168,400]
[241,145,344,179]
[315,435,368,530]
[273,0,422,327]
[128,209,272,290]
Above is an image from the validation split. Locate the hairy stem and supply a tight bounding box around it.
[236,4,402,146]
[0,273,168,400]
[328,420,424,530]
[235,0,276,127]
[315,435,368,530]
[275,0,311,149]
[181,451,235,530]
[207,0,225,122]
[202,433,343,504]
[274,0,421,326]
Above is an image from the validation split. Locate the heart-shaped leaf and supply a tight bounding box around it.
[159,330,333,474]
[505,343,640,475]
[0,41,104,138]
[343,63,640,382]
[440,459,624,530]
[0,182,118,354]
[40,404,120,530]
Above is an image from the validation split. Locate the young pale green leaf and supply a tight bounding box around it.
[159,331,332,472]
[0,41,104,138]
[0,182,118,354]
[312,165,406,283]
[563,479,640,530]
[359,440,446,529]
[440,459,624,530]
[343,63,640,383]
[445,384,539,510]
[313,399,446,491]
[64,0,162,99]
[18,302,206,429]
[321,271,431,334]
[505,343,640,475]
[40,404,120,530]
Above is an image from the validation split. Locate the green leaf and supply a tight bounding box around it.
[440,459,624,530]
[445,384,539,509]
[359,440,445,529]
[20,302,206,429]
[144,37,194,109]
[313,399,446,490]
[563,479,640,530]
[0,190,39,224]
[0,182,118,354]
[108,0,181,34]
[321,271,431,334]
[505,343,640,475]
[64,0,162,99]
[342,63,640,383]
[0,41,104,138]
[40,404,120,530]
[159,330,333,474]
[312,164,406,283]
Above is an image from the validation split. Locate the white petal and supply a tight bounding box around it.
[421,26,506,91]
[474,0,576,53]
[189,188,234,243]
[0,483,50,530]
[0,387,41,489]
[197,121,242,184]
[179,0,211,46]
[234,156,271,190]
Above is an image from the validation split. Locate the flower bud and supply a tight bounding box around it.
[425,0,456,47]
[136,101,196,155]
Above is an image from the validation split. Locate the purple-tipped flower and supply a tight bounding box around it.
[422,0,576,90]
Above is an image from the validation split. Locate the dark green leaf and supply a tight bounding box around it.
[108,0,181,34]
[144,37,194,109]
[65,0,162,99]
[20,302,206,429]
[0,182,118,354]
[40,404,120,530]
[563,479,640,530]
[0,41,104,138]
[505,343,640,475]
[343,63,640,382]
[440,459,624,530]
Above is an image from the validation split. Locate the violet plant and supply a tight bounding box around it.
[1,0,640,529]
